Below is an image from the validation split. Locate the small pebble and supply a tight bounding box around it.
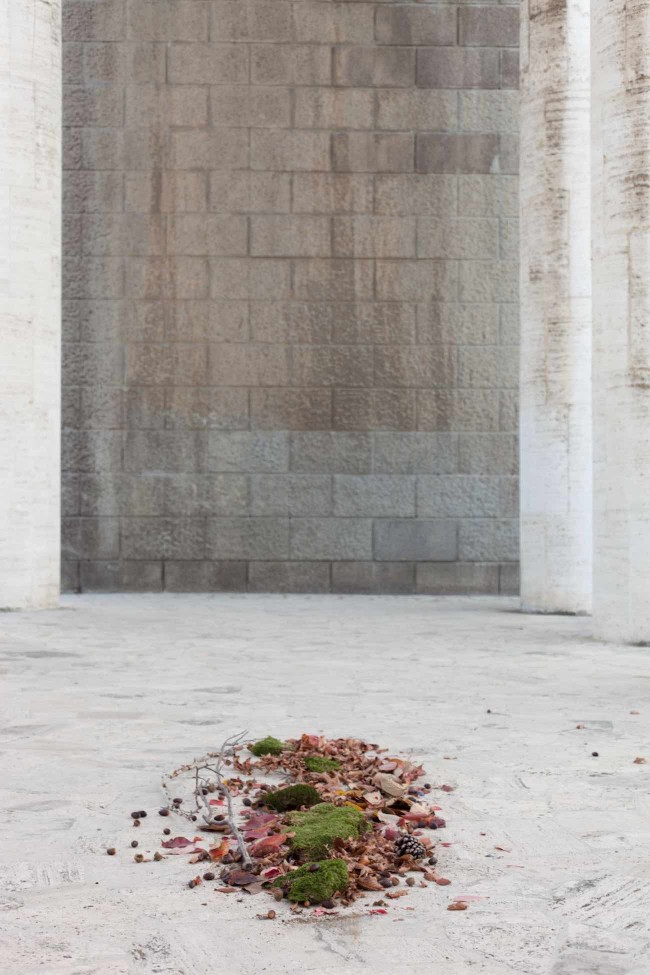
[130,811,140,819]
[267,910,276,920]
[592,751,599,757]
[131,840,138,848]
[428,856,438,866]
[163,828,171,835]
[158,808,169,817]
[273,889,284,902]
[173,798,183,805]
[406,877,416,887]
[107,848,116,856]
[154,852,163,861]
[139,810,147,818]
[321,898,335,909]
[379,878,392,889]
[203,871,215,881]
[243,798,252,807]
[133,819,141,827]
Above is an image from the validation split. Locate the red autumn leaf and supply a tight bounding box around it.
[161,836,204,851]
[448,901,468,911]
[209,838,230,861]
[434,876,452,886]
[261,866,282,881]
[249,833,288,856]
[495,844,512,853]
[441,785,455,793]
[209,799,225,806]
[242,813,279,830]
[369,909,388,915]
[244,827,274,840]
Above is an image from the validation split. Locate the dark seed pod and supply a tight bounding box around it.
[107,848,116,856]
[203,871,215,881]
[394,834,427,860]
[130,811,140,819]
[163,828,171,835]
[154,852,163,861]
[159,808,169,817]
[133,819,141,827]
[131,840,138,848]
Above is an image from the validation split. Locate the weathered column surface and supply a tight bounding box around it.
[592,0,650,642]
[0,1,61,608]
[519,0,592,614]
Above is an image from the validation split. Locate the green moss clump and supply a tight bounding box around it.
[273,859,349,904]
[304,755,341,773]
[249,736,285,757]
[264,784,321,812]
[288,803,369,858]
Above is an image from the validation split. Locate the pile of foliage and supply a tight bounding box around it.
[119,733,453,915]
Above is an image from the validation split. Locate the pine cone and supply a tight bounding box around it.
[395,834,426,859]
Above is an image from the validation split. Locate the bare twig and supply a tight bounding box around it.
[161,731,252,867]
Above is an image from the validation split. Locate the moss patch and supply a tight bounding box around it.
[264,784,320,812]
[249,736,285,757]
[304,755,341,773]
[273,859,349,904]
[288,803,369,859]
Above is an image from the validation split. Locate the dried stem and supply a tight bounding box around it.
[161,731,252,867]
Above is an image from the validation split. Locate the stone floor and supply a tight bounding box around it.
[1,594,649,975]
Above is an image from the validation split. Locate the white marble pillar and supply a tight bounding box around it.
[0,0,61,608]
[519,0,592,614]
[592,0,650,642]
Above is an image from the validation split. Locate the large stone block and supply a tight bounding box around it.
[250,475,332,516]
[458,6,519,48]
[376,89,457,131]
[417,48,499,89]
[62,517,120,560]
[290,432,372,473]
[163,474,248,516]
[292,259,374,300]
[372,432,458,474]
[167,43,248,84]
[295,88,375,130]
[332,216,416,258]
[417,475,501,517]
[167,215,248,256]
[250,302,333,343]
[331,302,416,344]
[332,132,414,173]
[206,432,290,473]
[63,0,125,41]
[250,389,333,430]
[417,218,499,260]
[250,215,331,258]
[124,430,206,472]
[251,44,331,85]
[374,174,457,217]
[417,390,500,432]
[374,519,457,561]
[210,87,291,128]
[333,388,417,431]
[417,302,499,345]
[459,433,518,475]
[164,560,247,592]
[63,86,124,127]
[251,130,330,171]
[206,517,290,560]
[208,343,291,387]
[164,387,249,430]
[81,560,163,592]
[374,345,457,388]
[458,175,519,217]
[291,345,375,387]
[128,0,208,40]
[375,5,457,46]
[210,172,290,214]
[122,517,207,559]
[334,46,415,87]
[248,561,331,593]
[334,475,416,517]
[210,1,292,41]
[79,473,166,516]
[331,561,415,594]
[416,562,499,595]
[458,519,519,562]
[376,260,458,301]
[416,134,500,174]
[294,2,375,44]
[292,174,374,214]
[290,518,373,560]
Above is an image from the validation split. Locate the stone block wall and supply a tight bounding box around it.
[61,0,520,595]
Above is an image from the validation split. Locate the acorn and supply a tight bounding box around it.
[107,848,116,856]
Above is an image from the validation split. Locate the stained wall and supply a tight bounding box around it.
[62,0,519,594]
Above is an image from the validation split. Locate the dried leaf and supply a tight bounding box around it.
[633,756,647,764]
[357,876,384,891]
[208,838,230,861]
[448,901,468,911]
[249,834,288,857]
[374,773,406,798]
[433,876,451,886]
[369,908,388,915]
[385,889,409,899]
[227,869,259,887]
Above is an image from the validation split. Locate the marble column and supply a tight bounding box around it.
[519,0,593,614]
[0,1,61,608]
[592,0,650,642]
